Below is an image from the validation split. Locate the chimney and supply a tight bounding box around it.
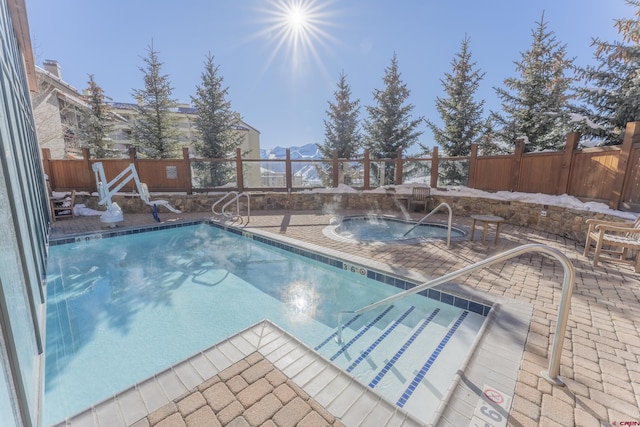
[43,59,61,79]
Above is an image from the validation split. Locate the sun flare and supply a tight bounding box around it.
[256,0,338,74]
[287,5,308,32]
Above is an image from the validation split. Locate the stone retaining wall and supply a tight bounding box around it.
[75,191,632,242]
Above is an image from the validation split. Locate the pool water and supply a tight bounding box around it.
[45,224,484,425]
[333,216,466,241]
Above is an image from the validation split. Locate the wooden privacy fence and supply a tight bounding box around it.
[43,122,640,212]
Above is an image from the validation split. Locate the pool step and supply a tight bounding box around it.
[314,304,484,419]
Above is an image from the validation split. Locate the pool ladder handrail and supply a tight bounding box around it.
[403,202,453,248]
[222,192,250,223]
[212,191,238,216]
[335,243,575,386]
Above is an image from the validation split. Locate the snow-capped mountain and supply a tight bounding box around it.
[260,143,321,160]
[260,143,323,184]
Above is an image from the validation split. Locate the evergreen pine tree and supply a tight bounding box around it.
[131,43,181,158]
[492,13,575,152]
[425,35,486,184]
[363,53,423,185]
[79,74,116,158]
[191,53,244,187]
[318,71,361,186]
[575,0,640,145]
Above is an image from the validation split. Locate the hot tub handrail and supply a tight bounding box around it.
[335,243,575,386]
[403,202,453,248]
[212,191,238,216]
[222,192,250,223]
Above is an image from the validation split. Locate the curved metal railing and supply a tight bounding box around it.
[335,243,575,386]
[222,192,250,223]
[403,202,453,248]
[212,191,238,216]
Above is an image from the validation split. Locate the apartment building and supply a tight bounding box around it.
[31,60,87,159]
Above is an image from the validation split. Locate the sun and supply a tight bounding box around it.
[286,5,308,33]
[255,0,338,75]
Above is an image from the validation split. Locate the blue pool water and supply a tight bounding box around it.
[45,223,486,425]
[334,216,466,241]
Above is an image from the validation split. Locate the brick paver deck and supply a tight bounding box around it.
[50,207,640,426]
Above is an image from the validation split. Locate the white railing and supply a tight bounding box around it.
[335,243,575,386]
[222,192,250,224]
[211,191,238,216]
[403,202,453,248]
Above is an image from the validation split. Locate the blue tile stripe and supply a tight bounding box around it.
[366,308,440,382]
[49,219,204,245]
[314,314,363,351]
[396,311,469,408]
[344,306,420,373]
[329,305,400,362]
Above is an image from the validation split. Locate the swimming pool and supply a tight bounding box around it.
[329,215,466,242]
[45,222,488,425]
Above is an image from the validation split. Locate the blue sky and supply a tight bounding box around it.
[27,0,631,151]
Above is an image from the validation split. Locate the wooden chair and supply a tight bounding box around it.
[50,190,76,221]
[408,186,431,212]
[583,216,640,272]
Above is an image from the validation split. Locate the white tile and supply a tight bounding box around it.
[271,345,306,370]
[67,408,97,427]
[94,399,126,426]
[291,359,329,387]
[117,387,148,425]
[281,351,315,378]
[343,389,381,422]
[240,328,262,347]
[360,401,395,427]
[203,346,234,371]
[314,372,352,407]
[217,339,245,362]
[228,333,257,355]
[190,353,220,380]
[156,369,187,401]
[301,364,341,397]
[326,381,365,417]
[257,334,292,357]
[137,378,169,413]
[174,361,204,391]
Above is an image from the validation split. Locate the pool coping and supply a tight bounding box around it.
[49,219,533,426]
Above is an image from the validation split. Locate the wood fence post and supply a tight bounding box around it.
[332,150,339,188]
[235,147,244,192]
[558,132,579,195]
[42,148,53,190]
[610,121,640,210]
[395,148,403,185]
[285,148,292,191]
[468,144,478,188]
[183,147,193,194]
[430,146,439,189]
[510,138,526,192]
[363,149,370,190]
[82,148,94,192]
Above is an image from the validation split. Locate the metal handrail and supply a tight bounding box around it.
[212,191,238,216]
[403,202,453,248]
[335,243,575,386]
[222,192,251,223]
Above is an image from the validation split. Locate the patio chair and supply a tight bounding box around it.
[583,216,640,272]
[408,186,431,212]
[50,190,76,221]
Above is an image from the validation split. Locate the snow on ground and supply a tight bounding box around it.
[309,184,638,220]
